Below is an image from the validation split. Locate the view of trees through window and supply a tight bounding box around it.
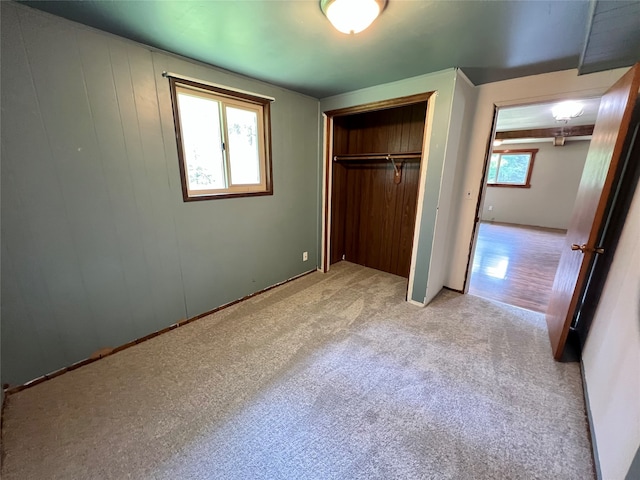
[487,150,536,187]
[169,77,273,201]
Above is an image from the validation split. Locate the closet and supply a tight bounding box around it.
[329,100,428,278]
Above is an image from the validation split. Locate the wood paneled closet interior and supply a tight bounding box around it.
[330,101,428,278]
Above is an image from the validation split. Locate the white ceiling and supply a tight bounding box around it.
[496,97,602,132]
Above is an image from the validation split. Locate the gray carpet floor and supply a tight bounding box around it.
[1,262,594,479]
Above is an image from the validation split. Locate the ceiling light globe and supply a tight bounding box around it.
[322,0,384,34]
[552,101,584,121]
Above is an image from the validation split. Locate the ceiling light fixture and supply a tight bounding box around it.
[320,0,387,34]
[552,101,584,123]
[553,136,566,147]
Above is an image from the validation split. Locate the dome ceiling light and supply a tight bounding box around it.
[320,0,387,34]
[552,101,584,123]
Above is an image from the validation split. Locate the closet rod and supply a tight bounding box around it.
[333,153,422,162]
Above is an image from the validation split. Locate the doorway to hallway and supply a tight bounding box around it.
[466,97,599,315]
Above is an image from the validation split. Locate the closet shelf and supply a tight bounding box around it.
[333,151,422,162]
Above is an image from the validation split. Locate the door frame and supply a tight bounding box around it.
[320,92,433,300]
[462,94,605,295]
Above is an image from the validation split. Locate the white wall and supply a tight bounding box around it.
[446,67,629,291]
[426,70,477,299]
[582,181,640,480]
[481,140,590,229]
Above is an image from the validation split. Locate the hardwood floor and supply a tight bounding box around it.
[468,222,566,313]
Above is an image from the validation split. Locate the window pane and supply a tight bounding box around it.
[177,92,225,191]
[226,106,260,185]
[496,154,530,184]
[487,154,500,183]
[170,79,273,201]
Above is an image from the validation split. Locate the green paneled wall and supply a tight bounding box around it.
[1,3,320,385]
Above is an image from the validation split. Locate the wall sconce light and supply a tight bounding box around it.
[320,0,387,34]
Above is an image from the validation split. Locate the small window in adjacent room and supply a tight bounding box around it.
[168,77,273,201]
[487,149,537,188]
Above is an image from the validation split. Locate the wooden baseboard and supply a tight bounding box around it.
[580,360,602,480]
[481,220,567,234]
[1,385,7,444]
[443,286,464,294]
[3,269,317,397]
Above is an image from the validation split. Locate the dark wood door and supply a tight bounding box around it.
[546,64,640,359]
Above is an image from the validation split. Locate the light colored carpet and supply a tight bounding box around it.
[1,262,594,479]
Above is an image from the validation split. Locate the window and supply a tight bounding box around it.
[168,77,273,201]
[487,149,537,188]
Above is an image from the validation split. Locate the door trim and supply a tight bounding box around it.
[461,105,498,293]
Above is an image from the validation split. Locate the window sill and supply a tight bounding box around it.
[183,189,274,202]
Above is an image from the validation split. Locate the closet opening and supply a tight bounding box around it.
[322,93,432,294]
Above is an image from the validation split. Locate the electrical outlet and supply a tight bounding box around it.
[488,205,493,211]
[303,251,308,261]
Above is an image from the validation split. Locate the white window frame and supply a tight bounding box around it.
[168,77,273,201]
